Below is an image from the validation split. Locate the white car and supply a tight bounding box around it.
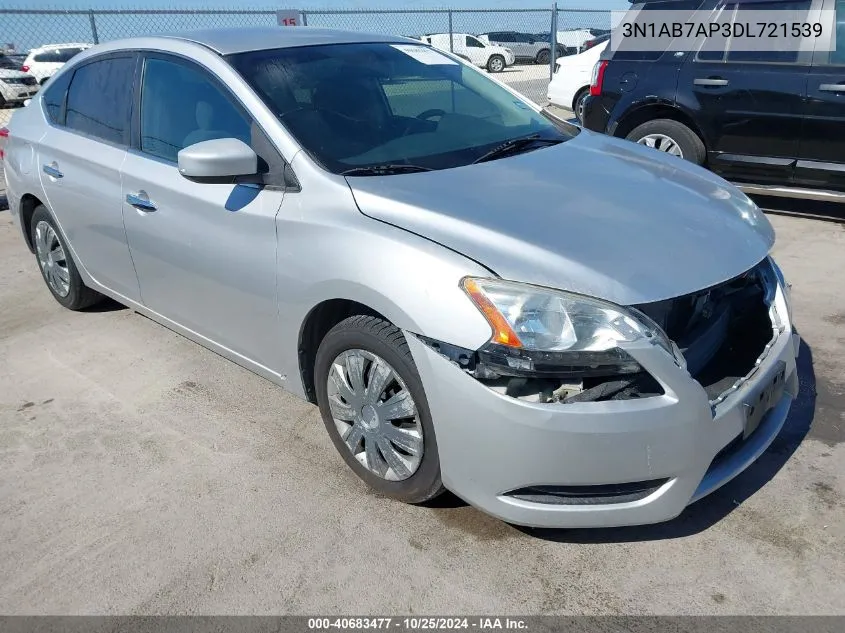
[22,43,90,84]
[547,40,608,122]
[421,34,515,73]
[0,55,38,107]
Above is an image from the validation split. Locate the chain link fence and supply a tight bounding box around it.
[0,6,611,106]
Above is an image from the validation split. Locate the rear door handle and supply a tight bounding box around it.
[42,164,63,179]
[694,78,729,87]
[819,83,845,93]
[126,192,157,212]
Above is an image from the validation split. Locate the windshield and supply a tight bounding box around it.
[228,42,576,174]
[0,55,18,70]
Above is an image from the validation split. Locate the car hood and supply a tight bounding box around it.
[346,130,775,306]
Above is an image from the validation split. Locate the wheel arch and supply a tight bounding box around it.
[297,298,392,404]
[19,193,44,253]
[613,102,709,150]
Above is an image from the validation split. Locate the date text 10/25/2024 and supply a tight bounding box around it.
[308,618,529,631]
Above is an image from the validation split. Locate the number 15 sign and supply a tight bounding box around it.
[276,10,303,26]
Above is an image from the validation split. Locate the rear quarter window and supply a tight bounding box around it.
[42,70,72,124]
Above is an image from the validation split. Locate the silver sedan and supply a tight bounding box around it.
[2,27,799,528]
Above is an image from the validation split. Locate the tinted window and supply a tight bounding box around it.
[42,70,72,124]
[33,51,56,63]
[0,55,17,70]
[230,42,574,175]
[65,57,134,144]
[828,0,845,64]
[466,36,485,48]
[723,0,809,64]
[140,57,251,162]
[57,48,84,62]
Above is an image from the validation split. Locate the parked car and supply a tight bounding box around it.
[583,0,845,201]
[421,33,515,72]
[0,54,38,107]
[579,31,610,54]
[556,29,597,52]
[22,43,90,84]
[2,28,798,529]
[478,31,561,65]
[548,40,608,121]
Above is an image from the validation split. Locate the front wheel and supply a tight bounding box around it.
[535,49,551,65]
[625,119,706,165]
[487,54,506,73]
[314,315,445,504]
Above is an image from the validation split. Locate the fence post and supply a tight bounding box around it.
[301,11,308,26]
[448,9,454,53]
[549,2,558,81]
[88,9,99,45]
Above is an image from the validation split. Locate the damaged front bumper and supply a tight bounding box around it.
[406,264,799,529]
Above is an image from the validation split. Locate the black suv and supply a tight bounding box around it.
[583,0,845,201]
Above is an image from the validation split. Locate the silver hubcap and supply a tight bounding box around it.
[490,58,504,72]
[637,133,684,158]
[34,221,70,297]
[576,93,588,122]
[327,349,423,482]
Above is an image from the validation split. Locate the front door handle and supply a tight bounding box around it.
[694,78,729,87]
[42,164,63,179]
[126,192,157,212]
[819,83,845,93]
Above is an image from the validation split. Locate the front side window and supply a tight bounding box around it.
[229,42,575,175]
[140,57,251,162]
[65,57,134,145]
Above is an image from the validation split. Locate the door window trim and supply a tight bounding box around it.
[41,51,139,150]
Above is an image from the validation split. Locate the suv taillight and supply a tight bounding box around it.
[20,64,29,73]
[589,60,608,97]
[0,127,9,161]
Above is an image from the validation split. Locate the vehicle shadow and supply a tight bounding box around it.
[516,337,816,543]
[81,297,127,313]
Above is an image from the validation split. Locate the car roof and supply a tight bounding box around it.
[159,27,411,55]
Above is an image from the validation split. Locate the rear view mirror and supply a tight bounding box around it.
[178,138,257,179]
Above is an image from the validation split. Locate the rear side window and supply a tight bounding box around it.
[826,0,845,64]
[42,70,72,124]
[65,57,135,145]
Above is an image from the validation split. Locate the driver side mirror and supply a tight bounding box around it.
[178,138,258,180]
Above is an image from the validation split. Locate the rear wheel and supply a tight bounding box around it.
[535,49,551,65]
[30,206,103,310]
[314,315,445,504]
[625,119,706,165]
[572,88,590,123]
[487,54,506,73]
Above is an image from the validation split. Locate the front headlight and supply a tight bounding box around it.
[462,277,674,378]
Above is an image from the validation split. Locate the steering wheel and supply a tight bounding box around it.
[416,109,447,121]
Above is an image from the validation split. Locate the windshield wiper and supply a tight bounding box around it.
[341,164,433,176]
[472,134,563,164]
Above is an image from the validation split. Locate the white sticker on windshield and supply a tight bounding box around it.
[391,44,457,65]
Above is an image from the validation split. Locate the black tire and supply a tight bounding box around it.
[39,77,49,86]
[572,87,590,123]
[0,93,6,109]
[30,205,103,310]
[314,315,445,504]
[486,54,506,73]
[535,49,551,65]
[625,118,706,165]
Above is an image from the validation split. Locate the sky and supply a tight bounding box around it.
[15,0,631,9]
